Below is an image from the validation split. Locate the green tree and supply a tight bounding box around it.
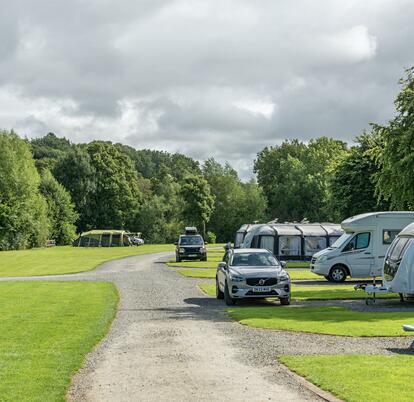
[53,147,97,231]
[329,132,388,220]
[254,137,347,222]
[85,141,142,230]
[31,132,72,170]
[0,130,49,250]
[180,175,215,236]
[202,159,267,242]
[39,170,78,244]
[375,67,414,208]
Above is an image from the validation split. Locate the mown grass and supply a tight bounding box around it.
[177,268,319,280]
[167,256,309,269]
[198,283,397,301]
[0,281,117,401]
[227,306,414,336]
[0,244,173,277]
[280,355,414,402]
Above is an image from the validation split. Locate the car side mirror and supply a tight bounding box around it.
[280,261,287,268]
[218,262,227,270]
[205,242,208,245]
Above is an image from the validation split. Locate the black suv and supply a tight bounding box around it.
[175,232,207,262]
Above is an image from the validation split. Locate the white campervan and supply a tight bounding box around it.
[310,212,414,282]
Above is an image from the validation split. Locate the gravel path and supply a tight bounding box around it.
[3,252,414,401]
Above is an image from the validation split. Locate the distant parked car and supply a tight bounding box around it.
[175,230,207,262]
[131,236,145,246]
[216,248,291,306]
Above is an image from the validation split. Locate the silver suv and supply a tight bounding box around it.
[216,248,291,306]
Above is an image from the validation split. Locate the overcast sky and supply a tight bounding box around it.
[1,0,413,179]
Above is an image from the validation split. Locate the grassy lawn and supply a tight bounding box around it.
[0,244,173,277]
[198,283,397,301]
[177,268,318,280]
[227,306,414,336]
[280,355,414,402]
[0,281,117,401]
[167,256,309,269]
[177,269,217,278]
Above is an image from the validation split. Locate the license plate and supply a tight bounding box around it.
[188,254,197,257]
[252,287,271,292]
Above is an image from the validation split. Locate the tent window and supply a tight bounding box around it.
[80,236,89,246]
[88,234,100,247]
[111,234,121,247]
[235,233,245,248]
[279,236,301,256]
[304,237,327,256]
[101,233,111,247]
[260,236,274,252]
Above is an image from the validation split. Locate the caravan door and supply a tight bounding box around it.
[341,232,374,277]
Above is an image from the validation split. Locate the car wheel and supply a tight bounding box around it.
[224,281,235,306]
[216,277,224,299]
[176,255,181,263]
[328,265,347,282]
[202,256,207,261]
[280,295,291,305]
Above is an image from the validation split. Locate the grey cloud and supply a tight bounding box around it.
[0,0,414,179]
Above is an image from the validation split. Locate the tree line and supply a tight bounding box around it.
[0,67,413,250]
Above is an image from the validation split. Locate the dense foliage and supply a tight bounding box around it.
[1,67,413,249]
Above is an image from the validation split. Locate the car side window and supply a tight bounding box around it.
[343,232,370,252]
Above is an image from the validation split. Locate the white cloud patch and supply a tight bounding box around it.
[0,0,413,178]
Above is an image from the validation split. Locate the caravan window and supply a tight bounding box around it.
[388,237,410,261]
[383,230,400,245]
[260,236,274,252]
[384,237,412,282]
[304,237,327,256]
[279,236,301,256]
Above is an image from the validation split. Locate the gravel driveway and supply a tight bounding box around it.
[3,252,414,401]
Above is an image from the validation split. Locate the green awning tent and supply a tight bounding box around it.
[73,230,131,247]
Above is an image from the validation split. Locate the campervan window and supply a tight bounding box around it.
[343,232,370,252]
[304,237,327,256]
[331,233,353,248]
[383,230,401,245]
[329,236,340,246]
[279,236,301,256]
[260,235,274,252]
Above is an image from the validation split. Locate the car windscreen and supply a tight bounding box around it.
[330,233,353,248]
[231,252,279,267]
[179,236,204,245]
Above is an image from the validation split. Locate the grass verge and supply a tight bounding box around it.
[280,355,414,402]
[227,306,414,336]
[198,283,397,301]
[177,268,318,280]
[0,281,117,401]
[0,244,173,277]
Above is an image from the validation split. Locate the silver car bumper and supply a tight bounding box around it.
[229,281,290,298]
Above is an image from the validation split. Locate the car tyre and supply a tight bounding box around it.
[328,265,347,282]
[280,295,291,306]
[224,281,235,306]
[202,256,207,261]
[176,255,181,263]
[216,277,224,299]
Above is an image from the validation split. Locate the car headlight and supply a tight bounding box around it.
[229,274,244,282]
[179,248,185,253]
[201,247,206,252]
[278,270,290,282]
[317,256,328,263]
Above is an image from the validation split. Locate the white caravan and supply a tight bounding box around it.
[310,212,414,282]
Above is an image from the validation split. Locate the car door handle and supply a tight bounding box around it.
[364,252,371,255]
